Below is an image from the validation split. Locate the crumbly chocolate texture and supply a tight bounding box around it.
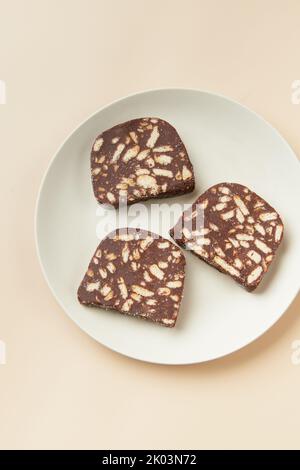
[170,183,284,291]
[77,229,186,327]
[91,117,195,207]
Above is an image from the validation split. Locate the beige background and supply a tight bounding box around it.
[0,0,300,450]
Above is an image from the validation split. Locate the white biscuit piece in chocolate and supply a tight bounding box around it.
[91,118,195,207]
[78,229,186,327]
[170,183,284,291]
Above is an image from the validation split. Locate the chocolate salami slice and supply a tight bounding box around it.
[170,183,284,291]
[91,118,195,207]
[77,229,186,327]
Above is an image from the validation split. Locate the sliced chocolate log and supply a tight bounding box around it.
[77,228,186,327]
[170,183,284,291]
[91,117,195,207]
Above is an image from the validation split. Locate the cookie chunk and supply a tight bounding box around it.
[91,118,195,207]
[78,229,186,327]
[170,183,284,291]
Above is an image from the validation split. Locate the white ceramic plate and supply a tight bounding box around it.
[35,88,300,364]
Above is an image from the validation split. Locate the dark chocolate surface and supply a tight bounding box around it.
[78,228,186,326]
[170,183,284,291]
[91,118,195,207]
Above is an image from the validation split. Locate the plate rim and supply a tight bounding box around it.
[34,87,300,365]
